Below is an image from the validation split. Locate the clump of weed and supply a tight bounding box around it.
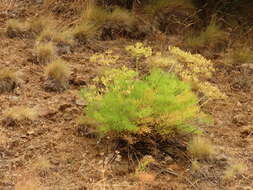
[90,50,119,65]
[185,19,228,49]
[81,67,203,138]
[223,161,247,180]
[0,68,18,93]
[44,59,71,92]
[188,136,215,159]
[35,42,55,64]
[6,19,29,38]
[2,106,38,127]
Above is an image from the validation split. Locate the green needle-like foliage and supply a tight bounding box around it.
[81,68,202,137]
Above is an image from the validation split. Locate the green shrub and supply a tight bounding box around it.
[81,68,202,137]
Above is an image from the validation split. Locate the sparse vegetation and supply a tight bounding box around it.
[230,47,253,64]
[0,68,18,93]
[35,42,55,64]
[44,59,71,91]
[73,5,137,41]
[185,19,228,49]
[6,19,29,38]
[188,136,215,159]
[224,161,247,179]
[3,106,38,121]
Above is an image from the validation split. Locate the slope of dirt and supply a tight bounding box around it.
[0,1,253,190]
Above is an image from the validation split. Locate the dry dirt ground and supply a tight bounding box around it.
[0,1,253,190]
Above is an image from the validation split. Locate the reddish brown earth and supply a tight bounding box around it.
[0,1,253,190]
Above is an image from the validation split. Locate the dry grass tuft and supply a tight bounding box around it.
[231,47,253,64]
[72,5,136,41]
[45,59,71,82]
[28,16,54,35]
[0,68,18,93]
[223,161,247,180]
[188,136,215,159]
[35,42,55,64]
[6,19,29,38]
[186,19,227,49]
[44,59,71,91]
[3,106,38,122]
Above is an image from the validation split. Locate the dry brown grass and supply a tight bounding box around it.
[185,19,228,49]
[0,68,18,93]
[231,47,253,64]
[72,5,136,41]
[188,136,215,159]
[6,19,29,38]
[35,42,55,64]
[45,59,71,82]
[3,106,38,121]
[28,16,55,35]
[0,68,16,80]
[223,161,247,180]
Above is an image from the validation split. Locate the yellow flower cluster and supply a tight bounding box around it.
[169,46,214,77]
[168,46,226,99]
[125,42,152,59]
[148,52,177,68]
[89,50,119,65]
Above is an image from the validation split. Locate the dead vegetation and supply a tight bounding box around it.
[2,106,38,127]
[188,136,215,159]
[35,42,55,64]
[44,59,71,92]
[0,68,18,93]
